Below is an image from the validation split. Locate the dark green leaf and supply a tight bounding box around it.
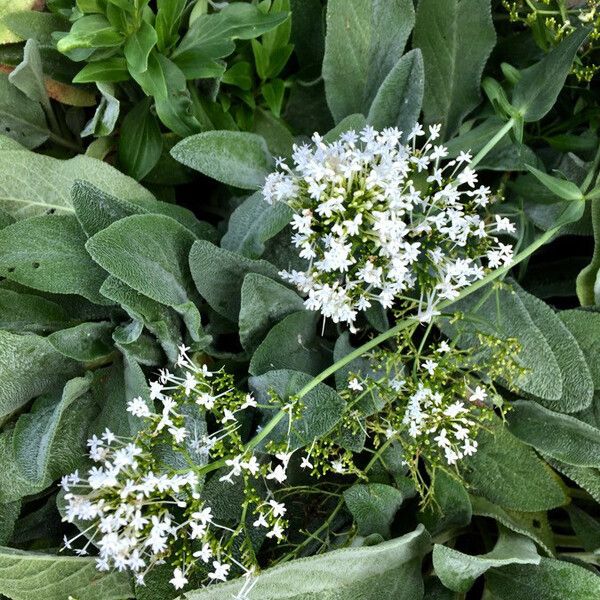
[413,0,495,138]
[460,419,568,511]
[48,322,114,362]
[322,0,415,122]
[367,49,424,134]
[486,557,600,600]
[189,240,280,321]
[343,483,404,538]
[0,215,109,303]
[512,28,591,122]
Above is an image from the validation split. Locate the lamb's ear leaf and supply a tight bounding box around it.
[433,527,540,593]
[183,525,431,600]
[413,0,495,138]
[249,369,345,450]
[171,131,273,190]
[486,557,600,600]
[322,0,414,123]
[0,546,133,600]
[459,418,568,512]
[367,49,424,135]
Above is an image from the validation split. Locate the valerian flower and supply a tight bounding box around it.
[61,345,291,590]
[262,125,514,330]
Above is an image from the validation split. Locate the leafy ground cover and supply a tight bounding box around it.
[1,0,600,599]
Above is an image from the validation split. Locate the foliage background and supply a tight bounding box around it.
[0,0,600,598]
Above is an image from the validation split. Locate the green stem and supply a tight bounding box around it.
[470,118,515,169]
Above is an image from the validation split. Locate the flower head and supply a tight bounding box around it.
[262,125,514,329]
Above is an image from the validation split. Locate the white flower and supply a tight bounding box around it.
[348,377,363,391]
[208,561,230,582]
[263,125,513,330]
[266,464,287,484]
[127,396,150,418]
[269,500,286,517]
[300,455,313,470]
[193,543,213,563]
[422,359,438,375]
[469,386,487,403]
[169,568,188,590]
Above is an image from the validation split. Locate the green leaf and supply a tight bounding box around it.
[0,330,78,418]
[239,273,304,352]
[486,557,600,600]
[221,191,292,258]
[0,547,132,600]
[249,369,345,450]
[470,496,555,555]
[322,0,415,123]
[8,39,47,107]
[249,311,331,376]
[507,401,600,468]
[56,15,123,61]
[73,57,130,83]
[460,419,568,511]
[124,19,157,74]
[89,357,151,437]
[0,73,48,149]
[85,214,197,309]
[171,131,273,190]
[48,322,114,362]
[118,97,163,181]
[545,457,600,503]
[525,165,584,201]
[0,137,154,220]
[0,1,41,44]
[567,505,600,552]
[184,525,430,600]
[418,470,472,536]
[81,82,120,137]
[0,215,109,303]
[444,281,593,412]
[100,276,182,363]
[71,179,215,240]
[0,288,71,333]
[559,309,600,387]
[172,3,288,77]
[367,49,424,134]
[444,117,538,171]
[343,483,404,538]
[413,0,495,138]
[131,53,200,138]
[0,502,19,545]
[3,10,69,46]
[189,240,280,321]
[433,528,540,594]
[12,374,95,488]
[512,27,591,122]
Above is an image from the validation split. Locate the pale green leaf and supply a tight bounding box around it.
[0,547,132,600]
[0,137,154,220]
[171,131,273,190]
[184,525,430,599]
[433,528,540,593]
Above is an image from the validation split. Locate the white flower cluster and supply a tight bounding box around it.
[61,345,291,591]
[263,124,515,329]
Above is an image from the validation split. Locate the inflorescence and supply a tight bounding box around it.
[262,124,515,331]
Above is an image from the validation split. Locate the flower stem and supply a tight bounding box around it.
[470,118,515,169]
